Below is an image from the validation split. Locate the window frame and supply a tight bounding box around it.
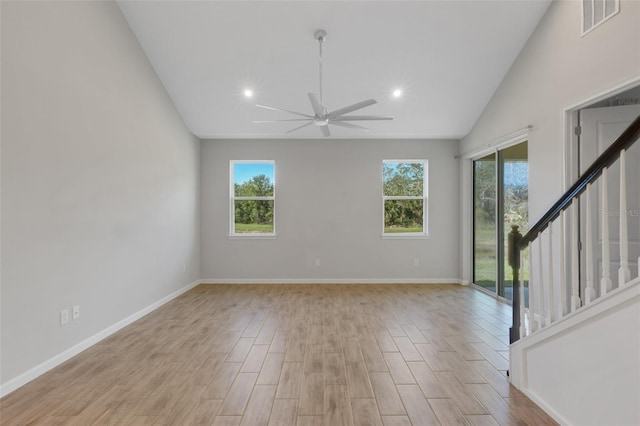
[229,160,276,239]
[381,159,429,239]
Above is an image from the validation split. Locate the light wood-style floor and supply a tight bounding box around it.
[1,284,557,425]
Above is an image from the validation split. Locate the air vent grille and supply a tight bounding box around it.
[582,0,619,36]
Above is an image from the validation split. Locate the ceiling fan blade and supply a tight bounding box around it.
[327,99,377,118]
[332,115,394,121]
[308,93,324,117]
[330,121,370,131]
[320,125,331,137]
[255,104,314,119]
[285,121,314,134]
[253,119,311,123]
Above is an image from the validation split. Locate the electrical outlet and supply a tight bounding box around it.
[414,258,420,267]
[315,258,320,267]
[60,309,69,325]
[72,305,80,320]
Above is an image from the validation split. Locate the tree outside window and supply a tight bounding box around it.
[230,161,275,235]
[383,160,428,235]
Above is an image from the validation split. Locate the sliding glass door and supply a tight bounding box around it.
[500,142,529,300]
[473,154,497,294]
[473,142,528,300]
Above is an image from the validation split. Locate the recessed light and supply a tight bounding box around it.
[392,89,403,98]
[243,89,254,98]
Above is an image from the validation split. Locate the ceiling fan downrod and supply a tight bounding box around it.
[314,29,327,111]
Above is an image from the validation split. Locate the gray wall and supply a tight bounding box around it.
[201,139,459,282]
[1,1,200,386]
[458,0,640,282]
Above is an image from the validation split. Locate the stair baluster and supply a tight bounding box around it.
[571,199,581,312]
[601,167,613,295]
[585,183,596,304]
[519,260,526,338]
[618,149,630,287]
[538,233,546,326]
[558,211,567,318]
[528,241,536,333]
[546,222,554,324]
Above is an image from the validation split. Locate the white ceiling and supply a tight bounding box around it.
[117,1,551,140]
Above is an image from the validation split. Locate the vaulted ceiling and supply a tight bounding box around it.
[117,1,551,139]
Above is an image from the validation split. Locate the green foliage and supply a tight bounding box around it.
[383,162,423,196]
[474,159,529,230]
[234,223,274,233]
[474,159,496,225]
[384,200,423,231]
[384,226,423,234]
[235,174,274,197]
[234,174,274,229]
[383,162,424,232]
[504,183,528,229]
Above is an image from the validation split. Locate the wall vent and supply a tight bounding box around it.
[582,0,619,36]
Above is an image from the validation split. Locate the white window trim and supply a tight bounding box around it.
[381,159,429,239]
[229,160,276,238]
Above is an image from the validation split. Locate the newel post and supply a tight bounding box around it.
[508,224,523,344]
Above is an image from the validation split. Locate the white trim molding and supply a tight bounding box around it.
[0,279,201,398]
[457,125,532,160]
[510,279,640,426]
[562,76,640,191]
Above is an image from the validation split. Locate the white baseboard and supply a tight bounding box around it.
[0,279,201,398]
[510,279,640,426]
[200,278,465,285]
[514,384,571,425]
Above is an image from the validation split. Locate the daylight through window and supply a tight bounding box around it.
[383,160,428,236]
[230,161,275,235]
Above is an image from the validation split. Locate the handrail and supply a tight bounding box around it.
[517,114,640,251]
[518,115,640,250]
[509,113,640,344]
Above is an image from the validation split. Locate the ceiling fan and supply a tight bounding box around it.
[253,29,393,137]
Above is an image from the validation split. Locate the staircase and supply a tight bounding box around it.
[507,115,640,425]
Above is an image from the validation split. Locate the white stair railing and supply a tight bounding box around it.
[510,115,640,342]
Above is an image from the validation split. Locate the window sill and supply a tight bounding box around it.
[228,234,277,240]
[381,233,430,240]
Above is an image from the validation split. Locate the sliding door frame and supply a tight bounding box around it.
[469,135,529,303]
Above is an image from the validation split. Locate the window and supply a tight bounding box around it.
[382,160,428,237]
[230,161,275,236]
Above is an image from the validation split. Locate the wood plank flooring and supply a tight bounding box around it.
[0,284,558,425]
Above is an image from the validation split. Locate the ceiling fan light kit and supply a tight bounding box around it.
[253,29,393,137]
